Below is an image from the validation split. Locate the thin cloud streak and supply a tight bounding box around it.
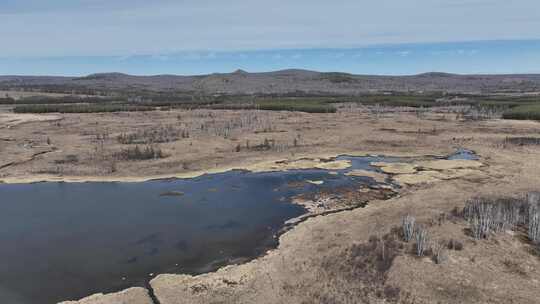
[1,0,539,57]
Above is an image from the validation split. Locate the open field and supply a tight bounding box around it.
[2,103,540,304]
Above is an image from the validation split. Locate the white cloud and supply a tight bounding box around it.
[0,0,539,57]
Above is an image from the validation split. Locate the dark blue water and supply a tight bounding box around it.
[0,151,475,304]
[446,148,479,160]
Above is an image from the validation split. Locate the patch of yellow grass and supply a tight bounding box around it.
[416,160,483,170]
[370,162,417,174]
[345,169,388,183]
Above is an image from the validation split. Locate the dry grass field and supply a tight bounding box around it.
[3,104,535,183]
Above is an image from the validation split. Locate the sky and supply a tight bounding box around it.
[1,0,540,75]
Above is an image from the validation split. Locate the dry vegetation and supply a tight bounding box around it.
[0,107,316,181]
[2,94,540,303]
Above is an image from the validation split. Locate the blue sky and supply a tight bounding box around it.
[1,1,540,75]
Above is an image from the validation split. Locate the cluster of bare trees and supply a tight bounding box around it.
[399,192,540,266]
[114,145,164,161]
[463,193,540,242]
[195,110,275,139]
[117,125,188,145]
[401,215,434,259]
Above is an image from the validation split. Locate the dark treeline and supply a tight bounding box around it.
[11,100,337,114]
[0,97,15,104]
[171,98,338,113]
[13,104,154,113]
[202,104,337,113]
[502,104,540,120]
[4,88,539,117]
[0,84,105,96]
[0,96,126,105]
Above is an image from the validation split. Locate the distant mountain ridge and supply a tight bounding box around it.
[2,69,540,94]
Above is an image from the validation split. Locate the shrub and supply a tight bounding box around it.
[447,239,464,251]
[528,193,540,244]
[503,137,540,146]
[315,229,403,302]
[241,138,285,152]
[432,241,448,264]
[110,161,117,173]
[528,192,540,205]
[401,214,415,242]
[503,259,528,277]
[117,125,182,144]
[54,154,79,164]
[414,226,429,257]
[114,145,164,161]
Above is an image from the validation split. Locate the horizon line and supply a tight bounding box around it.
[3,69,540,78]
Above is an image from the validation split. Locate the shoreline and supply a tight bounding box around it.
[0,150,442,185]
